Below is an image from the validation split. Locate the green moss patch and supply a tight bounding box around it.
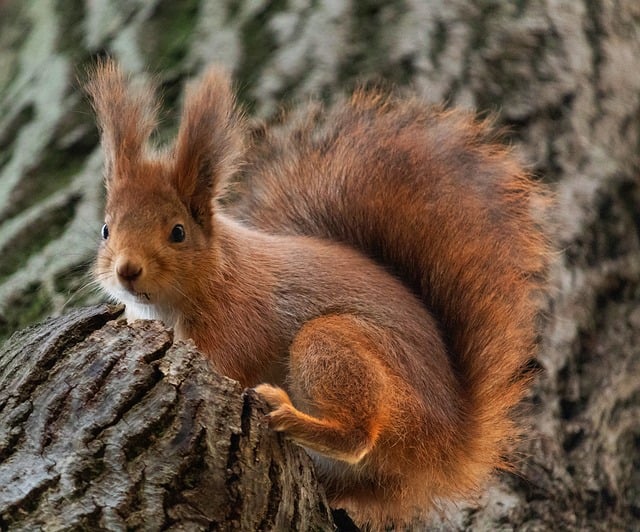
[0,194,80,282]
[0,283,52,345]
[235,0,288,111]
[139,0,201,72]
[54,0,86,58]
[2,99,97,224]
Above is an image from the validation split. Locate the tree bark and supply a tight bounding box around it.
[0,305,334,531]
[0,0,639,530]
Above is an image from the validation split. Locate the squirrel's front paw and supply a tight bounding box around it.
[254,384,295,432]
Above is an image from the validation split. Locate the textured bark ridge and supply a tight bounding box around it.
[0,305,334,531]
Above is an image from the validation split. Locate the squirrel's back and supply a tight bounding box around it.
[230,90,549,500]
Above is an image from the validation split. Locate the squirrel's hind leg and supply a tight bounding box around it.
[255,314,392,465]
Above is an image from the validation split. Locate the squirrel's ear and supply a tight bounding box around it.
[85,58,158,183]
[173,66,244,231]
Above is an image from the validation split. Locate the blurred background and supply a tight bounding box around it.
[0,0,638,528]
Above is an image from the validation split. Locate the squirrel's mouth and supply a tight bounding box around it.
[118,280,152,302]
[119,284,152,304]
[104,283,154,308]
[132,291,151,302]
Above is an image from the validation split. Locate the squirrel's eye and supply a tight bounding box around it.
[170,224,185,243]
[101,224,109,240]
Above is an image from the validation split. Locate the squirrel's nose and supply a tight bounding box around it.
[116,258,143,282]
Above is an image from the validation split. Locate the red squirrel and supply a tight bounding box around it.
[86,59,549,528]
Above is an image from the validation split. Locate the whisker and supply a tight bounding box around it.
[157,270,205,319]
[60,274,105,310]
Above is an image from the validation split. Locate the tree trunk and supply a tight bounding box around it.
[0,305,334,531]
[0,0,639,530]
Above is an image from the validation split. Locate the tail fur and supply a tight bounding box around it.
[230,91,550,499]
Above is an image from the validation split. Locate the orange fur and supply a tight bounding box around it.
[87,59,550,529]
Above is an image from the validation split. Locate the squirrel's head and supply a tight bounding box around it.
[85,59,244,316]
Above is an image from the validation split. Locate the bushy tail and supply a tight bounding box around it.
[230,90,550,487]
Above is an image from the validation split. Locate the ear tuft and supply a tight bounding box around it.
[85,58,159,181]
[173,66,245,230]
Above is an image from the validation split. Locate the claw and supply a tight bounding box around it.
[254,383,292,408]
[254,384,294,431]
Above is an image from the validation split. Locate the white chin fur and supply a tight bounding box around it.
[103,285,179,328]
[124,300,182,330]
[124,301,162,321]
